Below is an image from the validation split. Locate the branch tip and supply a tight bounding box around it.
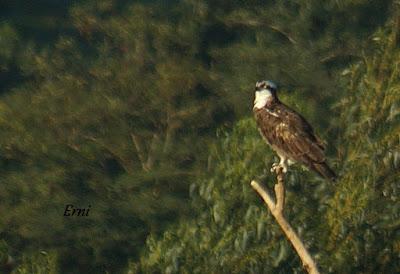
[250,169,320,274]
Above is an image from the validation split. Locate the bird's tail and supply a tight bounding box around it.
[312,162,337,182]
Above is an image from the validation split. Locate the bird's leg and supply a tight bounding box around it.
[270,162,279,173]
[279,156,288,173]
[271,156,288,173]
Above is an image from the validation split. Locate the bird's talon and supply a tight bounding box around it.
[270,163,288,174]
[270,163,279,173]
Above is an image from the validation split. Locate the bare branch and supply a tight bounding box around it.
[268,24,297,45]
[319,49,361,64]
[83,135,131,172]
[274,169,285,213]
[146,133,160,170]
[131,133,149,171]
[162,123,176,155]
[251,168,320,274]
[251,180,276,211]
[224,18,297,45]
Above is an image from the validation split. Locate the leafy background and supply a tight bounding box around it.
[0,0,399,273]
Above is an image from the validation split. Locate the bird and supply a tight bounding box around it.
[253,80,337,181]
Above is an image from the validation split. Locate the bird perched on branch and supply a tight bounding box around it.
[253,80,337,181]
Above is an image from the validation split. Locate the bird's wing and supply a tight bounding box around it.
[273,103,326,163]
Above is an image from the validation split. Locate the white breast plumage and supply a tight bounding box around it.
[253,89,273,109]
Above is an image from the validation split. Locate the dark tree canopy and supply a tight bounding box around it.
[0,1,398,273]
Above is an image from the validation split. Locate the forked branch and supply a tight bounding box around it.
[251,168,320,274]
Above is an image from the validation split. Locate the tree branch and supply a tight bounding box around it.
[319,50,361,64]
[83,135,131,173]
[146,133,159,170]
[131,133,161,172]
[131,133,150,171]
[251,168,320,274]
[224,17,297,45]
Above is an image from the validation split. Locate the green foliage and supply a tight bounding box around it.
[0,0,398,273]
[136,118,333,273]
[207,0,392,122]
[325,18,400,273]
[136,16,400,274]
[0,23,19,69]
[14,251,58,274]
[1,1,234,272]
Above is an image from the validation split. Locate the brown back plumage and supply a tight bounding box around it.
[254,99,337,181]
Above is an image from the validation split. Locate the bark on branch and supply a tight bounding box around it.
[251,168,320,274]
[131,133,159,172]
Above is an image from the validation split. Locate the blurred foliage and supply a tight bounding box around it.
[136,15,400,274]
[325,16,400,273]
[136,118,324,273]
[0,0,397,273]
[13,251,58,274]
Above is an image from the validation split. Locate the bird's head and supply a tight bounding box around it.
[253,80,278,109]
[255,80,278,93]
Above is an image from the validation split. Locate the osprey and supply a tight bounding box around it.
[253,80,336,181]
